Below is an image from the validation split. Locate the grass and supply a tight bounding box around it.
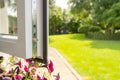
[49,34,120,80]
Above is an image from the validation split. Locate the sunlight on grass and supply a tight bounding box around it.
[49,34,120,80]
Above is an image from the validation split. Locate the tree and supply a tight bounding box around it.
[91,0,119,22]
[68,0,92,25]
[49,6,63,34]
[49,0,55,17]
[68,0,120,39]
[67,17,80,33]
[101,2,120,38]
[49,0,70,35]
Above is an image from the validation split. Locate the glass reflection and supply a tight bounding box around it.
[32,0,37,58]
[0,0,17,35]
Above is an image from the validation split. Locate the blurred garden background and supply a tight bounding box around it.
[49,0,120,80]
[1,0,120,79]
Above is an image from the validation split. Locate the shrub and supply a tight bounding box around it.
[113,32,120,40]
[88,26,101,32]
[78,25,89,33]
[87,31,105,40]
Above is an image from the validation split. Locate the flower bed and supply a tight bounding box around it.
[0,56,60,80]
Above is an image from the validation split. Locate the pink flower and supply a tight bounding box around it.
[12,77,15,80]
[55,73,60,80]
[7,70,12,74]
[48,60,54,73]
[15,74,23,80]
[37,75,42,80]
[16,61,22,68]
[24,65,28,73]
[0,77,2,80]
[0,68,4,74]
[43,77,47,80]
[26,59,32,64]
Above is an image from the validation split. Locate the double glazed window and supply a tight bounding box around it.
[0,0,48,64]
[0,0,17,35]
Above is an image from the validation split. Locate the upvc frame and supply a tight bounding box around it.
[37,0,48,64]
[0,0,48,64]
[0,0,32,59]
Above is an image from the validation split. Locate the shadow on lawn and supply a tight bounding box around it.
[70,34,89,41]
[90,40,120,51]
[70,34,120,51]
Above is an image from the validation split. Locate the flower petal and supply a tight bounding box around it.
[15,74,23,79]
[7,70,12,75]
[48,60,54,73]
[26,59,32,64]
[24,65,28,73]
[12,77,15,80]
[55,73,60,80]
[43,77,47,80]
[16,61,22,68]
[37,75,42,80]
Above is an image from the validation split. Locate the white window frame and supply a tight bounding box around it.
[36,0,48,64]
[0,0,48,64]
[0,0,32,59]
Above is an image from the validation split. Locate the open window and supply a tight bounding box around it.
[0,0,48,64]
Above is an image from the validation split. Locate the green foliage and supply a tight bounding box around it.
[69,0,92,26]
[87,31,105,40]
[8,16,17,35]
[49,0,55,16]
[69,0,91,14]
[78,25,89,33]
[92,0,119,22]
[67,17,80,33]
[113,32,120,40]
[49,0,120,40]
[68,0,120,40]
[99,2,120,39]
[49,0,71,35]
[88,26,101,32]
[78,25,102,38]
[102,2,120,26]
[49,0,55,8]
[87,31,120,40]
[49,6,63,35]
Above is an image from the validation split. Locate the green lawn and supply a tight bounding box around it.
[49,34,120,80]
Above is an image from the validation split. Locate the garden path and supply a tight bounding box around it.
[49,48,82,80]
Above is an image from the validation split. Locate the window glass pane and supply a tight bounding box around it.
[0,0,17,35]
[32,0,37,58]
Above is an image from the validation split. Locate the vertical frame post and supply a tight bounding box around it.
[37,0,48,65]
[43,0,48,64]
